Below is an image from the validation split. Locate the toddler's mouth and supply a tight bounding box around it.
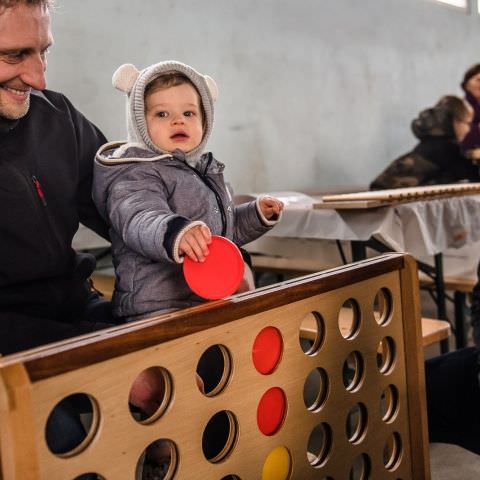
[171,133,189,141]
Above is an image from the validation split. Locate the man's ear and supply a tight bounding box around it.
[112,64,140,94]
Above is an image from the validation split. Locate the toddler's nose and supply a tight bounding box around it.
[172,114,184,125]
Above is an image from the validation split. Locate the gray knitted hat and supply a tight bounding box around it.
[112,61,218,164]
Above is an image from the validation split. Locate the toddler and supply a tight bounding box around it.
[93,61,283,321]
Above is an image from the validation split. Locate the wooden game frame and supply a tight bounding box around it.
[0,253,430,479]
[314,182,480,209]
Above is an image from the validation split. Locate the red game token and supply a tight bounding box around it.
[183,236,245,300]
[252,326,283,375]
[257,387,287,436]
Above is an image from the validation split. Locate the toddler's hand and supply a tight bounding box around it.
[179,224,212,262]
[259,196,284,220]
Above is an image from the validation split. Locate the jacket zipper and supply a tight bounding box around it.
[30,173,66,259]
[32,175,47,207]
[186,153,227,236]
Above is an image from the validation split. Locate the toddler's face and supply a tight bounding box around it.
[145,83,203,153]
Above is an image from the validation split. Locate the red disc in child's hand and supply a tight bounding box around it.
[183,236,245,300]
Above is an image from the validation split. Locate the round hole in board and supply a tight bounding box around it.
[377,337,397,375]
[202,410,238,463]
[129,366,173,424]
[383,432,403,471]
[349,453,371,480]
[135,438,178,480]
[299,311,325,355]
[339,298,361,339]
[307,422,333,468]
[380,384,400,423]
[373,288,393,325]
[45,393,99,458]
[196,344,232,396]
[342,351,365,392]
[303,368,329,412]
[346,403,368,444]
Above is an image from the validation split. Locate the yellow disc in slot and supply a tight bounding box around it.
[261,445,291,480]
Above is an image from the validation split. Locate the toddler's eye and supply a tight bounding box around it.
[157,111,168,118]
[184,111,194,117]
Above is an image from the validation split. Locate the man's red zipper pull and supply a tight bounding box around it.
[32,175,47,206]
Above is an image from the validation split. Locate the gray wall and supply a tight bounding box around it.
[47,0,480,193]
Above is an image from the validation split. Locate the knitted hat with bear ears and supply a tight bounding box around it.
[112,60,218,164]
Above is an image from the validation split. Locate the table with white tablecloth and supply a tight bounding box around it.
[244,192,480,332]
[249,193,480,258]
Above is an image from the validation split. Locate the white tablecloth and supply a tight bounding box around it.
[245,193,480,280]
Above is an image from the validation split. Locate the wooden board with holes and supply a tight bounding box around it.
[0,253,430,480]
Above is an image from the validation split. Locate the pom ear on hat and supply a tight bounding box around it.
[204,75,218,102]
[112,63,140,94]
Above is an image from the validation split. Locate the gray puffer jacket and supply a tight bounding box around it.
[93,143,271,320]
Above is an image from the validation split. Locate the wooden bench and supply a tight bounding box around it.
[90,272,115,300]
[419,274,477,348]
[0,253,430,479]
[250,253,335,282]
[420,318,451,348]
[300,316,450,350]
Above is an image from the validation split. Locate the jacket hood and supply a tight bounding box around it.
[111,60,218,166]
[95,141,171,165]
[411,104,455,141]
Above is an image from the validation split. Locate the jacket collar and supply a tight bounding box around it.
[0,116,19,135]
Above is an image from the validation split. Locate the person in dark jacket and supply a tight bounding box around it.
[460,63,480,155]
[0,1,122,475]
[470,262,480,347]
[426,346,480,454]
[370,95,480,190]
[0,0,116,355]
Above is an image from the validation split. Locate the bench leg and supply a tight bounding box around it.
[454,291,467,349]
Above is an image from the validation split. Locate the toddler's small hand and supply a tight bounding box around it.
[259,196,284,220]
[179,224,212,262]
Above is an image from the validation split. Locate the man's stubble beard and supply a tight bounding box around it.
[0,93,30,120]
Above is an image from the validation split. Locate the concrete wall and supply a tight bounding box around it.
[47,0,480,193]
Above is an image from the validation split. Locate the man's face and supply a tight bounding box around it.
[0,3,52,119]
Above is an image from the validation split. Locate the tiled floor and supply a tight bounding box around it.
[430,443,480,480]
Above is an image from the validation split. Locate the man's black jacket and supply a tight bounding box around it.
[0,90,110,353]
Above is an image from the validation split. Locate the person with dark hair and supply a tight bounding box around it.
[370,95,479,190]
[460,63,480,154]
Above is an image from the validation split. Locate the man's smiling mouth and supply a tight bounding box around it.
[0,85,31,99]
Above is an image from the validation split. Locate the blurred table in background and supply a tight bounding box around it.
[244,190,480,345]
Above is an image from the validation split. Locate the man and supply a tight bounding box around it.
[0,0,113,354]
